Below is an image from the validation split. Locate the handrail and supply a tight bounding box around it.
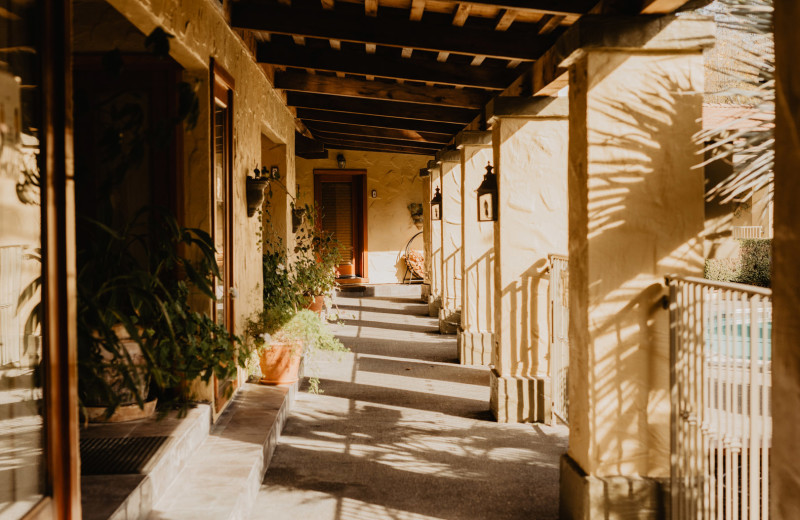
[665,274,772,297]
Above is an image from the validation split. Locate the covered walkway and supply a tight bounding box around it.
[251,293,568,520]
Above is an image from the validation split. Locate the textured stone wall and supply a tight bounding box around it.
[568,50,705,479]
[296,149,429,283]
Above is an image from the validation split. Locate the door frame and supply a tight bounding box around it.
[210,59,236,412]
[313,170,368,283]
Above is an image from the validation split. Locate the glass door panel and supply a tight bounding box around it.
[1,0,46,516]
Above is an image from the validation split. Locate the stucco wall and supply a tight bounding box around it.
[296,149,429,284]
[91,0,297,415]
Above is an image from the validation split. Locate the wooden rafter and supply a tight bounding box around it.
[295,108,464,135]
[304,120,452,143]
[311,131,444,150]
[495,9,518,31]
[319,139,436,156]
[286,92,477,124]
[231,2,562,61]
[274,71,488,108]
[410,0,426,20]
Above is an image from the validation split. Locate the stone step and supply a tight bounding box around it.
[336,283,423,299]
[81,404,212,520]
[146,382,298,520]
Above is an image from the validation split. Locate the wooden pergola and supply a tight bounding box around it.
[231,0,706,155]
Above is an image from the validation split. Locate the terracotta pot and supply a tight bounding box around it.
[259,341,303,385]
[86,324,155,422]
[305,294,325,315]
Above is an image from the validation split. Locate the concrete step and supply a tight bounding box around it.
[337,283,423,299]
[146,382,298,520]
[81,404,212,520]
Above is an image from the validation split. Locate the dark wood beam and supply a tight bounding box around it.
[295,108,463,135]
[257,42,513,90]
[319,139,438,156]
[312,131,444,150]
[287,92,477,124]
[231,2,562,61]
[304,120,452,143]
[275,71,488,108]
[455,0,596,15]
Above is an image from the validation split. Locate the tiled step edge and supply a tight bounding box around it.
[145,378,300,520]
[100,404,212,520]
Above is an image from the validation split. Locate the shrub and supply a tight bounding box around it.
[704,257,741,283]
[738,239,771,287]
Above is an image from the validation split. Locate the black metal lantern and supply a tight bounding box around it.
[476,163,498,222]
[430,187,442,221]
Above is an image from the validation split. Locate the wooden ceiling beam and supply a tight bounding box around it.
[305,120,452,143]
[257,42,513,89]
[231,2,561,61]
[286,92,477,123]
[410,0,426,20]
[312,131,444,150]
[275,71,488,108]
[452,4,472,26]
[437,0,595,16]
[295,108,464,135]
[319,140,437,156]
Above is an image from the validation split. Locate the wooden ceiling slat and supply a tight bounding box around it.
[257,42,513,89]
[495,9,517,30]
[231,2,562,61]
[275,71,488,108]
[305,120,452,143]
[452,4,472,26]
[319,140,437,156]
[448,0,594,15]
[295,108,463,134]
[410,0,426,20]
[286,92,477,123]
[312,131,444,150]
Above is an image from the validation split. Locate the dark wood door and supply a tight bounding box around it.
[314,171,367,280]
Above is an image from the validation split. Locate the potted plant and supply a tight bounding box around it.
[292,203,341,314]
[246,309,348,392]
[77,207,248,421]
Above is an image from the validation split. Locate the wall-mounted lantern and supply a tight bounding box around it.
[246,167,270,217]
[337,153,346,169]
[430,187,442,221]
[476,163,498,222]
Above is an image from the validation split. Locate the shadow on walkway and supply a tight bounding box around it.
[252,294,568,520]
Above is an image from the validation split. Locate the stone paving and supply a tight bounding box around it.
[250,294,568,520]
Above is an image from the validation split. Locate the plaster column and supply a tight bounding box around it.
[773,3,800,517]
[438,149,462,334]
[489,98,569,423]
[428,164,443,317]
[457,132,495,365]
[558,15,714,519]
[421,165,432,302]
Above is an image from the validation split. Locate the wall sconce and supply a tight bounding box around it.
[246,167,270,217]
[337,153,346,169]
[430,187,442,221]
[476,163,498,222]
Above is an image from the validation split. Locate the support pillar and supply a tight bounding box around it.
[489,97,569,423]
[773,3,800,517]
[428,164,442,317]
[421,164,432,303]
[438,150,462,333]
[457,132,494,365]
[558,15,714,519]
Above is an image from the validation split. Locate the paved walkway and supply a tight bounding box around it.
[250,294,568,520]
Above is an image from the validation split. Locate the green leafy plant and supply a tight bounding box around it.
[292,203,341,302]
[703,238,771,287]
[77,207,247,416]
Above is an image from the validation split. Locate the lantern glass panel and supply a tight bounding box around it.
[432,203,441,221]
[478,192,494,221]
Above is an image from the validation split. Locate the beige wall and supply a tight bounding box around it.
[439,156,462,318]
[296,149,429,284]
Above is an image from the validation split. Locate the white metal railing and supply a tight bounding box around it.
[548,254,569,425]
[668,275,771,520]
[0,245,24,366]
[732,226,764,239]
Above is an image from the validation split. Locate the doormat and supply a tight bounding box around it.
[80,436,169,475]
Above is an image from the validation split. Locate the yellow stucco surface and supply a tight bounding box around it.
[296,149,429,284]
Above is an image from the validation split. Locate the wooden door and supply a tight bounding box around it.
[314,171,367,281]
